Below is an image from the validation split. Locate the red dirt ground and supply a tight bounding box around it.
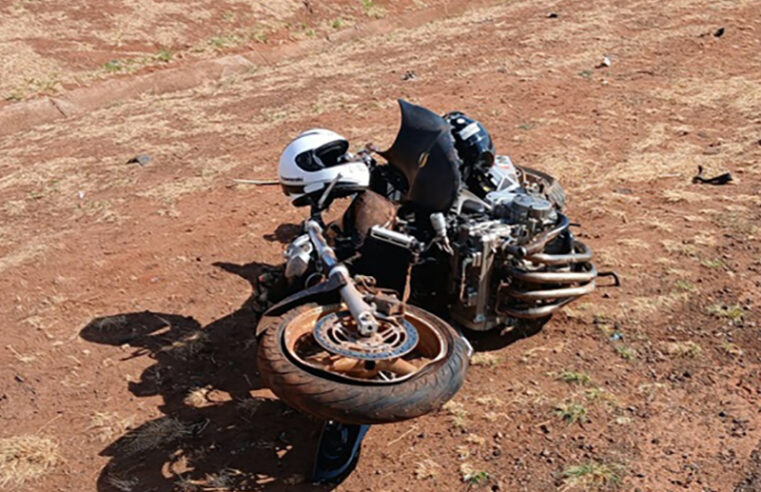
[1,0,760,491]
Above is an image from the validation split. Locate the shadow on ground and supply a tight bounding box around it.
[79,245,547,491]
[464,317,549,352]
[80,260,331,492]
[263,223,302,244]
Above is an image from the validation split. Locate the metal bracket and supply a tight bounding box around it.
[597,271,621,287]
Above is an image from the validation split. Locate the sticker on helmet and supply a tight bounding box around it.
[458,122,480,140]
[418,152,429,168]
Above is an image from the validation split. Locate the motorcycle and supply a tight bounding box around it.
[254,99,598,480]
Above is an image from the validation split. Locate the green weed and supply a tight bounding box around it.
[555,402,589,425]
[557,371,591,385]
[563,461,622,490]
[706,303,744,321]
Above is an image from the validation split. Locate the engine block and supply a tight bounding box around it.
[449,219,519,331]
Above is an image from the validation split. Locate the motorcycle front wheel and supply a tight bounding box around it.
[256,303,469,425]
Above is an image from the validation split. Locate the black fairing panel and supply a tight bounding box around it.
[380,99,462,212]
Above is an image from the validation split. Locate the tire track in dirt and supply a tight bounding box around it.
[0,0,497,138]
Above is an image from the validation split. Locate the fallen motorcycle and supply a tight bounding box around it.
[254,100,597,478]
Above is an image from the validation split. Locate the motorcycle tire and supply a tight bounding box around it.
[256,302,469,425]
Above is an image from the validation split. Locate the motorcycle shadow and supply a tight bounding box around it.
[263,222,302,244]
[80,260,333,491]
[464,317,550,353]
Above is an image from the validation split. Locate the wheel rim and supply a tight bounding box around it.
[281,304,448,384]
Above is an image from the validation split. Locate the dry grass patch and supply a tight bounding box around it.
[138,155,239,204]
[0,435,61,488]
[645,217,674,232]
[592,248,624,268]
[557,370,591,385]
[609,143,703,183]
[162,329,210,360]
[616,237,650,249]
[360,0,386,18]
[706,303,744,322]
[638,382,667,403]
[615,345,637,361]
[720,341,743,357]
[562,461,622,491]
[106,474,140,492]
[663,189,709,203]
[657,75,761,118]
[584,387,620,408]
[673,279,697,293]
[88,411,136,443]
[661,239,699,258]
[627,294,685,318]
[441,400,468,429]
[663,341,702,359]
[470,352,501,368]
[184,386,213,408]
[465,434,486,446]
[475,396,503,409]
[414,459,441,480]
[118,418,194,456]
[700,257,725,269]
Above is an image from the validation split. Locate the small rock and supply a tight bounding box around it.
[596,55,611,68]
[127,154,151,166]
[714,27,725,37]
[547,12,558,18]
[14,375,24,383]
[401,70,417,81]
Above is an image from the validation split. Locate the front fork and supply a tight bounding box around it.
[304,219,380,336]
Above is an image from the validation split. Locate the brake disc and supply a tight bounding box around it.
[313,311,418,360]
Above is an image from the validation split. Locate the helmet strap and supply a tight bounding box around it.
[316,172,343,211]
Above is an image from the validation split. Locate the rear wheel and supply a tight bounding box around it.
[256,303,469,424]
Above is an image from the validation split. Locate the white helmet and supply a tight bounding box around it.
[278,128,370,207]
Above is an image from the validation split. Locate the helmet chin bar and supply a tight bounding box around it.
[304,219,380,336]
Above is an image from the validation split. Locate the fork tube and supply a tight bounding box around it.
[305,219,379,336]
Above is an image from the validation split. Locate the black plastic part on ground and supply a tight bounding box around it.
[312,422,371,484]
